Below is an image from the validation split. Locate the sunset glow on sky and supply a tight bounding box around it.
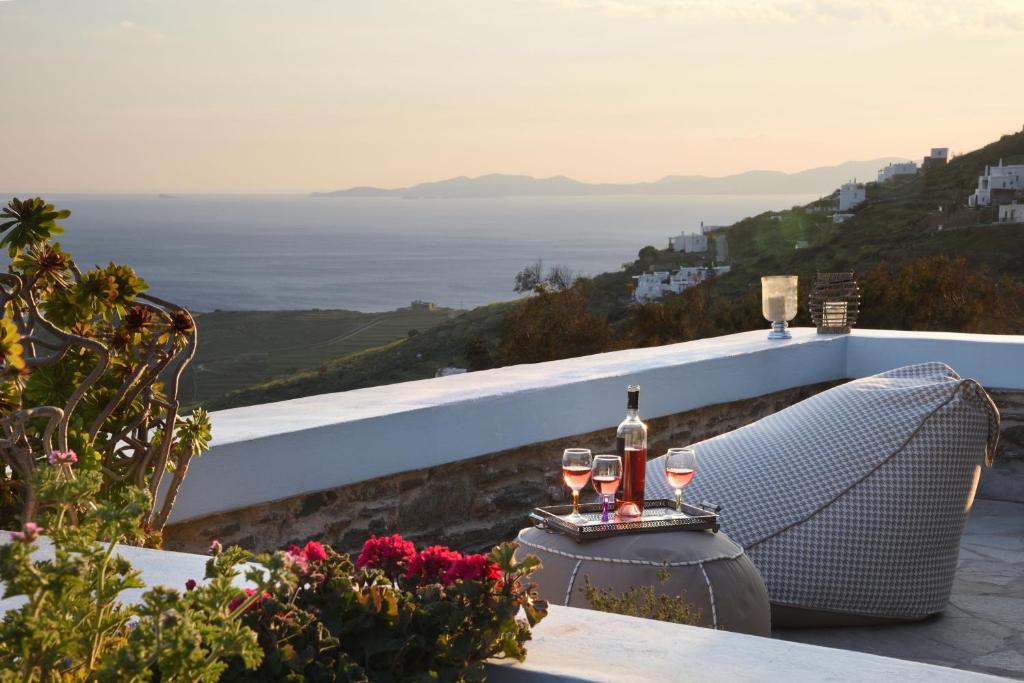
[2,0,1022,193]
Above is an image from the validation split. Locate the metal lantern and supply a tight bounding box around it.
[809,272,860,334]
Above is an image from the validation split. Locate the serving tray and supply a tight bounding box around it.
[529,499,720,543]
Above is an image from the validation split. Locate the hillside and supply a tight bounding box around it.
[202,302,512,410]
[183,307,453,406]
[706,127,1024,294]
[206,128,1024,411]
[312,159,904,199]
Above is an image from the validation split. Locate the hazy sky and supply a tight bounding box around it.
[2,0,1022,193]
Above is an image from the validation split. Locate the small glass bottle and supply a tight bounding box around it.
[616,385,647,518]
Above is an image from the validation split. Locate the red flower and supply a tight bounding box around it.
[444,554,503,584]
[303,541,327,564]
[356,534,415,577]
[228,587,271,614]
[185,579,197,591]
[406,545,462,585]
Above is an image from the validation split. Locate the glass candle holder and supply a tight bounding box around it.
[761,275,798,340]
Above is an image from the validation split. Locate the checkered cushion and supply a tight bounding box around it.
[646,362,1000,620]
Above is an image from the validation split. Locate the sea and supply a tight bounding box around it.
[41,194,815,313]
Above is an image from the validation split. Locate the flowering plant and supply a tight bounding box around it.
[0,456,274,681]
[224,534,548,682]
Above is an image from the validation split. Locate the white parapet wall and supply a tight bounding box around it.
[0,539,1005,682]
[166,328,1024,525]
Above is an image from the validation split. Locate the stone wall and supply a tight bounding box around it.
[164,381,841,555]
[163,383,1024,555]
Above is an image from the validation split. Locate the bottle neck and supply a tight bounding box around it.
[625,407,639,419]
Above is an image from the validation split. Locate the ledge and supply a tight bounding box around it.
[166,328,1024,524]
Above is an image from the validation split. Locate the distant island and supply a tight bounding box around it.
[312,158,907,199]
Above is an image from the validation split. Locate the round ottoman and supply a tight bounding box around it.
[515,527,771,636]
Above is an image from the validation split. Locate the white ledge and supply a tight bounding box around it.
[1,541,1004,682]
[167,328,1024,524]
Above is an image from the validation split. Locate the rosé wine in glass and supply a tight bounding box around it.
[591,454,623,523]
[562,465,592,491]
[592,474,621,496]
[664,448,697,518]
[561,448,593,522]
[665,467,694,490]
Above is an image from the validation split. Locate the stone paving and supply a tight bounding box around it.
[775,499,1024,680]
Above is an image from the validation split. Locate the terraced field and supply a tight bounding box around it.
[181,308,453,405]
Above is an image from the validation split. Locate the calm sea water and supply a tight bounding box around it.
[43,194,813,312]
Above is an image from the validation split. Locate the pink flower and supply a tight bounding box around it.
[208,539,223,556]
[185,579,197,591]
[10,521,42,544]
[47,449,78,467]
[443,553,503,584]
[406,545,462,585]
[356,534,415,577]
[285,544,308,574]
[303,541,327,564]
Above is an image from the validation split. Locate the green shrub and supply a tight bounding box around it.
[0,461,268,681]
[581,567,702,626]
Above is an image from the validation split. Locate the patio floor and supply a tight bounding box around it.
[775,499,1024,680]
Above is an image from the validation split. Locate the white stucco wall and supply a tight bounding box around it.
[165,329,1024,525]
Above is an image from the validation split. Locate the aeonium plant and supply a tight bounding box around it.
[0,197,209,538]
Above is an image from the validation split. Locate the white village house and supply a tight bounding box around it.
[633,266,732,303]
[877,161,918,182]
[668,231,708,253]
[838,181,866,212]
[999,202,1024,223]
[968,159,1024,207]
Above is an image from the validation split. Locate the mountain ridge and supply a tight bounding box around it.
[312,158,907,199]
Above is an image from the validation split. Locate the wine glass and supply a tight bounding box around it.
[664,448,697,517]
[591,455,622,523]
[561,448,593,522]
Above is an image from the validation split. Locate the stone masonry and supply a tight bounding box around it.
[164,382,840,554]
[164,384,1024,556]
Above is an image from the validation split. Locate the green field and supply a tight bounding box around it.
[181,307,454,405]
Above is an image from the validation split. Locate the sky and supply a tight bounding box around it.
[1,0,1023,193]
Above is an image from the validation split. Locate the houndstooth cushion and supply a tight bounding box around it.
[647,362,1000,621]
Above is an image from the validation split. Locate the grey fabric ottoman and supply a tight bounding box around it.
[646,362,1000,626]
[515,526,771,636]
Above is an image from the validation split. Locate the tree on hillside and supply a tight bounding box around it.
[513,260,576,293]
[514,260,545,293]
[860,256,1024,334]
[624,282,762,348]
[499,282,611,364]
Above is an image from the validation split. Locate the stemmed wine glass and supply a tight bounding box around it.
[591,455,622,523]
[562,448,593,522]
[664,447,697,518]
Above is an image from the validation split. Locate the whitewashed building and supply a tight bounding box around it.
[877,161,918,182]
[700,222,728,235]
[668,232,708,253]
[633,271,671,303]
[633,266,731,303]
[838,181,866,211]
[999,202,1024,223]
[968,160,1024,207]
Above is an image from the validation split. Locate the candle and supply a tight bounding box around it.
[824,300,848,328]
[766,295,786,322]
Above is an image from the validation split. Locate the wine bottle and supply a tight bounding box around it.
[616,384,647,518]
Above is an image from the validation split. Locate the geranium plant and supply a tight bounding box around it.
[0,197,209,536]
[223,533,549,682]
[0,452,271,681]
